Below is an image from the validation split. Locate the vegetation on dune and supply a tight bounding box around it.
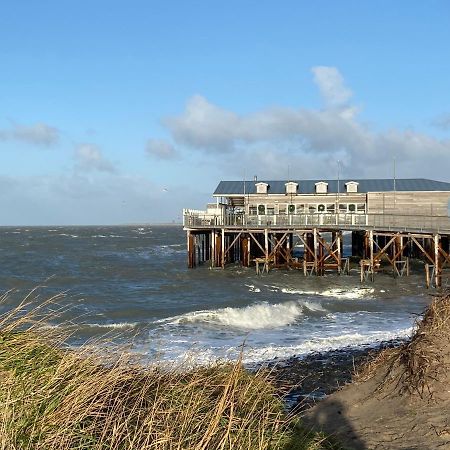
[0,292,341,450]
[356,292,450,399]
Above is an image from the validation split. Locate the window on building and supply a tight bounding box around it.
[278,205,287,215]
[348,204,356,213]
[267,205,275,215]
[308,205,316,213]
[255,182,269,194]
[327,204,335,213]
[345,181,359,193]
[297,204,306,213]
[339,204,347,213]
[285,182,298,194]
[357,204,366,213]
[315,182,328,194]
[249,206,257,216]
[258,204,266,215]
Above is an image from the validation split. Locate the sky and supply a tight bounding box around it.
[1,0,450,225]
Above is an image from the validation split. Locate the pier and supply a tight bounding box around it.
[183,178,450,287]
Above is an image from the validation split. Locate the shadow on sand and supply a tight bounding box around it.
[300,399,367,450]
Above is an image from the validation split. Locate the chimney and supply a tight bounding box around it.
[254,175,258,182]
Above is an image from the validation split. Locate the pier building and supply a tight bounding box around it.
[183,178,450,287]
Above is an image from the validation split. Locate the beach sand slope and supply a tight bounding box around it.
[302,293,450,450]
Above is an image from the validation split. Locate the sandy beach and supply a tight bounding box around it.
[291,293,450,450]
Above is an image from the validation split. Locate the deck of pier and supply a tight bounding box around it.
[183,212,450,288]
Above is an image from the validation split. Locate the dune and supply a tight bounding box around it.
[302,292,450,449]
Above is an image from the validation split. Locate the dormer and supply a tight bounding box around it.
[315,181,328,194]
[285,182,298,195]
[345,181,359,193]
[255,182,269,194]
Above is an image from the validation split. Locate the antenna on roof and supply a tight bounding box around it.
[393,156,397,211]
[337,160,341,208]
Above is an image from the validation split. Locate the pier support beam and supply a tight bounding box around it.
[434,234,442,288]
[187,231,195,268]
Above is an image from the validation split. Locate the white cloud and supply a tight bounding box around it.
[311,66,353,108]
[146,139,178,160]
[0,173,203,225]
[0,122,59,146]
[164,95,240,152]
[162,67,450,180]
[74,144,116,173]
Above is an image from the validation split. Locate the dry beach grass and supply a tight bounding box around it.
[0,291,339,450]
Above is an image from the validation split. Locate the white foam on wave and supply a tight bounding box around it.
[280,286,375,300]
[242,327,413,364]
[245,284,261,293]
[86,322,138,330]
[135,228,152,234]
[145,327,413,368]
[162,301,309,330]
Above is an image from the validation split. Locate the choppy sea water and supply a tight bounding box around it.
[0,225,431,366]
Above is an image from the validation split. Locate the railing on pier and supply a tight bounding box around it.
[183,211,450,233]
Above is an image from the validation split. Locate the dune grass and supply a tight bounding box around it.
[0,292,341,450]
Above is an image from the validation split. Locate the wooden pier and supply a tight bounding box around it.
[185,224,450,288]
[184,178,450,288]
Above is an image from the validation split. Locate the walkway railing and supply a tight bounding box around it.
[183,211,450,233]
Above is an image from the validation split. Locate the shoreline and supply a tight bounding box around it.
[266,337,407,411]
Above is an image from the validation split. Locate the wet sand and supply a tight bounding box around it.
[267,338,406,411]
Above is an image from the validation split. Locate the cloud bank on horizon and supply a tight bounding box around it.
[151,66,450,180]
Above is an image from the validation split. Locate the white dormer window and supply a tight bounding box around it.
[315,182,328,194]
[255,182,269,194]
[285,182,298,195]
[345,181,359,193]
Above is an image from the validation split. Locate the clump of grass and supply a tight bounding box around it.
[0,292,339,450]
[355,292,450,400]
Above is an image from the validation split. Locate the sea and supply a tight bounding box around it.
[0,225,433,367]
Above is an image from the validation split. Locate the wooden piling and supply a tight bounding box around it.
[187,231,195,269]
[434,234,441,288]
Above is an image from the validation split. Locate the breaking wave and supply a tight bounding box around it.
[162,300,326,330]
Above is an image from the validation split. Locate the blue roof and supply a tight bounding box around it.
[213,178,450,195]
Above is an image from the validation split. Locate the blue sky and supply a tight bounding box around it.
[1,1,450,225]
